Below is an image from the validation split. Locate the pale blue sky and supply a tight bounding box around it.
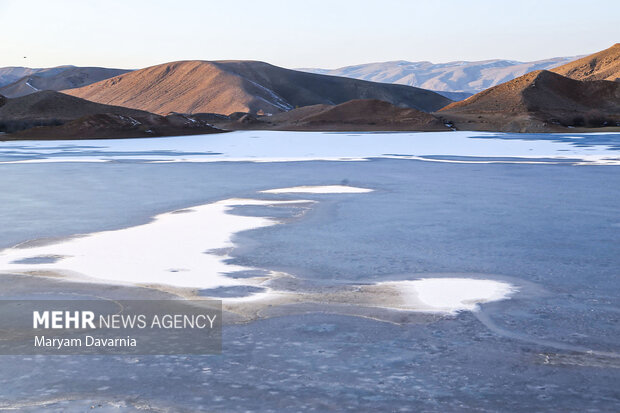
[1,0,618,69]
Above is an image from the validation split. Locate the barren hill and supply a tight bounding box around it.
[213,99,449,131]
[0,90,151,133]
[293,99,447,130]
[62,60,451,115]
[0,90,223,139]
[439,70,620,132]
[551,43,620,82]
[0,66,130,98]
[9,113,223,140]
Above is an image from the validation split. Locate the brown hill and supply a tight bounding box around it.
[62,60,452,115]
[265,104,334,124]
[212,99,449,131]
[438,70,620,132]
[9,113,223,140]
[0,90,150,133]
[551,43,620,82]
[0,66,130,98]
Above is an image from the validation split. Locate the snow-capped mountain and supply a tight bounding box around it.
[299,56,580,95]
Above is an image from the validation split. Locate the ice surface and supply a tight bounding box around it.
[1,131,619,165]
[260,185,373,194]
[0,198,313,290]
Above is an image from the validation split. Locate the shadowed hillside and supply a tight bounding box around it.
[0,90,149,133]
[9,113,223,140]
[211,99,449,131]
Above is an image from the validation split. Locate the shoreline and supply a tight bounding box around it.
[0,130,619,166]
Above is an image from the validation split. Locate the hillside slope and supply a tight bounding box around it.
[439,70,620,132]
[551,43,620,81]
[0,90,150,132]
[0,90,223,139]
[9,113,223,140]
[63,60,451,115]
[212,99,449,131]
[0,66,130,98]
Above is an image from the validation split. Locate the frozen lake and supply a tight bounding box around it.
[0,131,619,411]
[2,130,620,164]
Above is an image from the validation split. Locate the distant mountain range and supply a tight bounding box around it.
[62,60,451,115]
[0,66,130,98]
[299,56,581,98]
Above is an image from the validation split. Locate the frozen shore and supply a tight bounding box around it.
[1,131,619,165]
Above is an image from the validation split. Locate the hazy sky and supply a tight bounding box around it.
[1,0,618,69]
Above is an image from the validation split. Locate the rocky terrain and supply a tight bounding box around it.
[551,43,620,82]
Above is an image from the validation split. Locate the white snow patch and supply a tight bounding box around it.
[381,278,516,314]
[0,158,110,164]
[127,116,141,126]
[246,80,294,111]
[260,185,373,194]
[0,198,313,292]
[25,80,39,91]
[0,189,519,314]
